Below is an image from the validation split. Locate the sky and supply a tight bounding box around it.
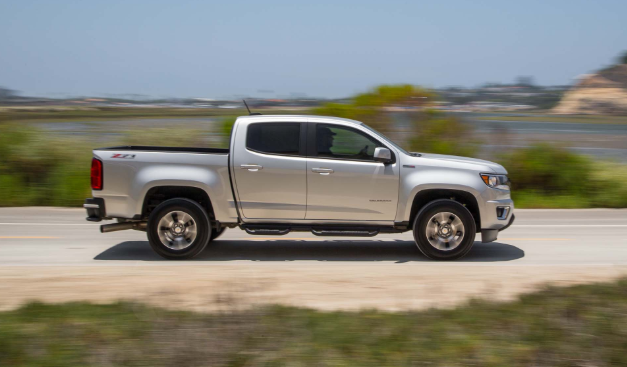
[1,0,626,99]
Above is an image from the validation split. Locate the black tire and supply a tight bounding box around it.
[210,227,225,241]
[147,198,211,260]
[412,199,476,260]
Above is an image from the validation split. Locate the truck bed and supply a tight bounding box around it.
[92,146,236,222]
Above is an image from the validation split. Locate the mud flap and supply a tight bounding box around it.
[481,229,498,243]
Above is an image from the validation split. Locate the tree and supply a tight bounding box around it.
[314,84,479,156]
[621,51,627,65]
[314,84,434,133]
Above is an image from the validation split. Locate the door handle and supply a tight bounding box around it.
[312,167,334,175]
[240,164,263,171]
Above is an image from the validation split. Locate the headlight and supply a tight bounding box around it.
[480,174,510,190]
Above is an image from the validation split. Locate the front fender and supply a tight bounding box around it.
[396,166,486,223]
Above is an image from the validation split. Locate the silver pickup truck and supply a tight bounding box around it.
[85,114,514,260]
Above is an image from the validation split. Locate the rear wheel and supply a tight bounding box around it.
[147,198,211,260]
[413,199,476,260]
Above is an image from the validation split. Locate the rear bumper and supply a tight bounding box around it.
[84,198,106,222]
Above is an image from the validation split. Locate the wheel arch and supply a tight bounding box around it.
[408,188,481,229]
[141,185,216,223]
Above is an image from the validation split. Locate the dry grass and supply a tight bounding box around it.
[2,279,627,366]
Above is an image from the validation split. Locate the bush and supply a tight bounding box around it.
[590,162,627,207]
[499,144,593,196]
[219,116,237,147]
[0,124,92,207]
[498,144,627,208]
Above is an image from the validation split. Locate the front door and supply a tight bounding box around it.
[232,121,307,219]
[305,123,400,221]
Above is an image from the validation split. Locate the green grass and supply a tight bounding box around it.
[512,191,589,209]
[2,279,627,366]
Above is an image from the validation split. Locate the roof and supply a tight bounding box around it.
[236,115,364,126]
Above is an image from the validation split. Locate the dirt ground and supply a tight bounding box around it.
[2,265,626,312]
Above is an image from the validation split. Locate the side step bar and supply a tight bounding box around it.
[244,228,290,236]
[311,229,379,237]
[241,224,388,237]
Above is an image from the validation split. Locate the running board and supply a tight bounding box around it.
[311,229,379,237]
[241,224,403,237]
[243,228,290,236]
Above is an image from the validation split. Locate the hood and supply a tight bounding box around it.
[411,152,508,174]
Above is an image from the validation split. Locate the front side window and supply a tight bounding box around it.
[316,124,384,161]
[247,123,300,155]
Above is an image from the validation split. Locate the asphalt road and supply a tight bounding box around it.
[1,207,627,311]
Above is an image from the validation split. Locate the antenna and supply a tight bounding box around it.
[242,100,262,115]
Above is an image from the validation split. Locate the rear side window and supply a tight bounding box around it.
[246,123,300,155]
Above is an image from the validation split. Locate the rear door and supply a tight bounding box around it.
[305,122,400,221]
[232,121,308,219]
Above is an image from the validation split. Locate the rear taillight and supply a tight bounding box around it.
[91,158,103,190]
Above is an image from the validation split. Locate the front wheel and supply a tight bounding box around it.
[413,199,476,260]
[147,198,211,260]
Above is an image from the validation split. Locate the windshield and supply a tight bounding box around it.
[360,123,412,156]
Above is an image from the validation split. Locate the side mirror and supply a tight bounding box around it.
[373,147,392,163]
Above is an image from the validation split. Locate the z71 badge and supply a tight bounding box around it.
[111,154,136,159]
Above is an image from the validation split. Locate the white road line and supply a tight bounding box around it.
[513,225,627,227]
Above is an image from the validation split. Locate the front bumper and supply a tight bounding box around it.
[498,213,515,232]
[84,198,106,222]
[480,195,514,243]
[481,214,515,243]
[482,198,514,229]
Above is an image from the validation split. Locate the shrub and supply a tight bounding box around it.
[220,116,237,147]
[589,162,627,207]
[0,124,92,206]
[498,144,627,208]
[498,143,593,196]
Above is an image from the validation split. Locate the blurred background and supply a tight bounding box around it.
[1,0,627,210]
[2,1,627,366]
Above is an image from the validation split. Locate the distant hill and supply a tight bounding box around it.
[552,64,627,115]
